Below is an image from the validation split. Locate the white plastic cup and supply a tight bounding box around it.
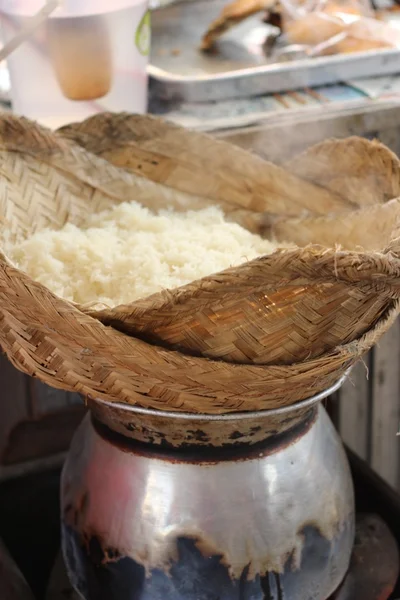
[0,0,150,128]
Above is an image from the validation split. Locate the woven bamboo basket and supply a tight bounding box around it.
[0,112,399,414]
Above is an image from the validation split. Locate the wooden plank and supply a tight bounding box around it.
[0,356,85,473]
[371,319,400,490]
[0,453,66,483]
[0,375,86,468]
[0,379,86,466]
[1,408,84,466]
[0,353,30,460]
[338,360,370,461]
[29,379,82,415]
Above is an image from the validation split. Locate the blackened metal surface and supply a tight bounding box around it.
[88,398,313,449]
[61,406,354,596]
[63,522,352,600]
[91,406,317,461]
[87,374,347,448]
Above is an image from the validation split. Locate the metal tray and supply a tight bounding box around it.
[149,0,400,102]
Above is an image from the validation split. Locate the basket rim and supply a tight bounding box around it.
[89,370,349,421]
[81,242,400,320]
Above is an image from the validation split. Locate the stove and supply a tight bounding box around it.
[330,514,399,600]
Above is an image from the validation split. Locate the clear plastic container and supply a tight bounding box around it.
[0,0,150,128]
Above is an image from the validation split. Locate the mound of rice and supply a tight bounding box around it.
[7,201,281,308]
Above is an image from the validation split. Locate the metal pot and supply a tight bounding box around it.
[61,377,355,600]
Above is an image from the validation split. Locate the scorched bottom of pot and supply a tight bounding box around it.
[62,521,353,600]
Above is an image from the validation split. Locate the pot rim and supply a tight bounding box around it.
[92,370,349,422]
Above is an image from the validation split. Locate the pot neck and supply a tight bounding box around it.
[87,374,346,449]
[91,406,318,458]
[89,401,320,449]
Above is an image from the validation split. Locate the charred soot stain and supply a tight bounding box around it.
[79,492,89,517]
[274,573,284,600]
[91,408,317,464]
[185,430,210,442]
[62,521,350,599]
[228,431,242,440]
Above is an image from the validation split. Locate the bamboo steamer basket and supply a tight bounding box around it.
[0,112,399,414]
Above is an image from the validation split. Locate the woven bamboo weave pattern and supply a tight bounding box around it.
[0,112,397,413]
[285,137,400,206]
[0,257,397,413]
[58,113,354,216]
[59,115,400,364]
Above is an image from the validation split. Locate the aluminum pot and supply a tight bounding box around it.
[61,376,355,600]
